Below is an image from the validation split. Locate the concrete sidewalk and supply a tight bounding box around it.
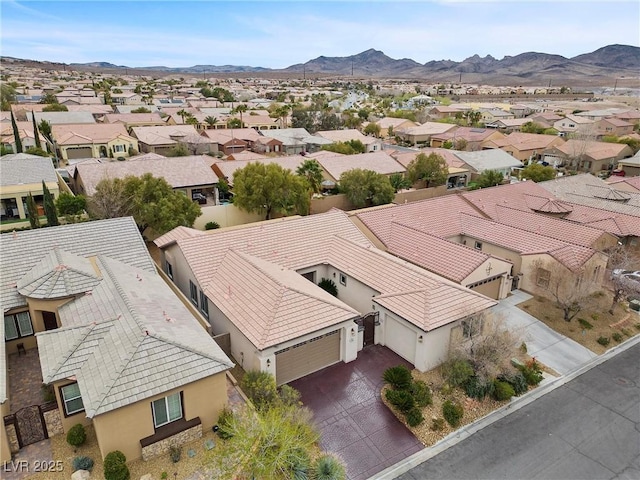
[492,290,597,375]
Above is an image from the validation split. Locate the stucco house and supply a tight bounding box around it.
[131,125,215,156]
[543,140,633,173]
[395,122,456,145]
[0,218,232,465]
[154,210,496,384]
[0,122,47,154]
[453,149,523,179]
[315,152,406,183]
[484,132,565,163]
[429,127,505,150]
[51,124,140,161]
[315,129,383,153]
[374,117,419,137]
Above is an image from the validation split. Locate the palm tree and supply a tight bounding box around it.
[204,116,218,129]
[176,109,190,124]
[296,159,324,195]
[233,104,248,128]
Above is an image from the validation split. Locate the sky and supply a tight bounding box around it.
[1,0,639,69]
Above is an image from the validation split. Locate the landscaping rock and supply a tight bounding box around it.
[71,470,90,480]
[139,474,154,480]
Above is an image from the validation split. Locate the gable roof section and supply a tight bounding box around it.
[52,123,133,145]
[539,174,640,210]
[316,152,405,180]
[0,154,58,186]
[131,125,202,146]
[453,149,523,172]
[1,217,155,312]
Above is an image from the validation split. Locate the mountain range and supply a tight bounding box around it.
[6,44,639,85]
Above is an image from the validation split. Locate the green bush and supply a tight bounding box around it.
[291,449,311,480]
[318,278,338,297]
[405,407,424,427]
[204,221,220,230]
[442,400,464,428]
[597,336,610,346]
[72,456,93,472]
[216,407,234,439]
[103,450,129,480]
[382,365,412,390]
[66,423,86,447]
[385,389,415,413]
[431,417,445,431]
[241,370,278,410]
[463,376,494,400]
[499,372,528,396]
[612,332,623,343]
[169,445,181,463]
[518,359,544,386]
[315,454,346,480]
[578,318,593,330]
[278,384,302,407]
[492,380,515,401]
[440,357,474,387]
[41,383,56,403]
[409,380,432,407]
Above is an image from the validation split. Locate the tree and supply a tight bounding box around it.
[166,143,190,157]
[475,170,504,188]
[233,104,248,127]
[389,173,411,192]
[296,159,324,195]
[204,116,218,128]
[363,122,381,137]
[42,181,59,226]
[31,111,41,149]
[1,83,16,111]
[270,104,291,128]
[226,118,242,129]
[39,92,59,104]
[25,147,49,157]
[406,152,448,188]
[42,104,68,112]
[38,119,52,143]
[176,109,190,124]
[56,192,86,216]
[233,163,310,220]
[520,163,557,182]
[10,111,23,153]
[339,169,395,208]
[26,192,40,228]
[131,106,151,113]
[530,258,600,322]
[88,174,201,235]
[321,140,366,155]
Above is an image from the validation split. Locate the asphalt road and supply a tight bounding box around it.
[396,343,640,480]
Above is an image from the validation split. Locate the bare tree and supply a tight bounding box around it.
[530,258,601,321]
[607,245,640,314]
[565,123,598,171]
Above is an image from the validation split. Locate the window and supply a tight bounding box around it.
[4,312,33,341]
[199,290,209,318]
[593,265,601,281]
[339,273,347,286]
[474,241,483,250]
[189,280,198,305]
[152,392,182,428]
[536,268,551,288]
[61,383,84,416]
[113,144,126,153]
[166,261,173,280]
[461,318,481,339]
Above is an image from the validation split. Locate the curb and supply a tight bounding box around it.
[370,333,640,479]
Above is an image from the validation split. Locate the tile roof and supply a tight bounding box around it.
[492,132,563,151]
[38,254,232,417]
[397,122,457,136]
[539,174,640,209]
[1,217,155,312]
[76,155,219,195]
[554,140,631,161]
[0,154,58,186]
[316,129,379,146]
[202,128,264,143]
[431,127,504,142]
[16,248,102,299]
[316,152,406,181]
[33,111,96,125]
[212,157,305,184]
[131,125,204,146]
[263,128,333,146]
[453,149,523,171]
[52,123,134,145]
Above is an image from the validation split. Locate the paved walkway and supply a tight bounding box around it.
[290,346,423,480]
[492,290,597,375]
[8,348,44,413]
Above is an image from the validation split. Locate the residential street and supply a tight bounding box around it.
[392,342,640,480]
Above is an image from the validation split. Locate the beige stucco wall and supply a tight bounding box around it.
[1,180,59,220]
[53,380,92,434]
[93,373,227,462]
[193,204,264,230]
[459,235,522,275]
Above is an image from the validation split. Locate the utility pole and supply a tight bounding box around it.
[351,60,354,76]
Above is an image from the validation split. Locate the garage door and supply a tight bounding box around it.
[275,330,340,385]
[384,316,416,364]
[468,275,502,300]
[65,147,92,159]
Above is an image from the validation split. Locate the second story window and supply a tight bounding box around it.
[199,290,209,318]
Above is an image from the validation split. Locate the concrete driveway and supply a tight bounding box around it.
[290,346,423,480]
[493,290,597,375]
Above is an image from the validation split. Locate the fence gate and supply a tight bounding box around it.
[14,405,48,447]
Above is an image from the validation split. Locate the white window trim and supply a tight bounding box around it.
[152,392,183,428]
[4,311,33,341]
[61,383,85,416]
[339,273,347,286]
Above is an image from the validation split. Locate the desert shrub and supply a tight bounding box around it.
[318,278,338,297]
[518,359,544,386]
[409,380,432,407]
[279,384,302,407]
[103,451,129,480]
[578,318,593,330]
[498,372,528,396]
[385,389,415,413]
[241,370,278,410]
[442,400,464,428]
[520,342,528,353]
[382,365,412,390]
[405,407,424,427]
[431,417,445,431]
[597,336,610,346]
[291,449,311,480]
[216,407,234,439]
[169,445,181,463]
[315,454,346,480]
[72,456,94,472]
[463,376,494,400]
[492,380,515,401]
[440,357,474,387]
[41,383,56,402]
[621,328,631,337]
[439,383,453,396]
[612,332,623,343]
[204,221,220,230]
[635,323,640,331]
[66,423,86,447]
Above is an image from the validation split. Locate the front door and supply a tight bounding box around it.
[42,311,58,331]
[363,313,377,347]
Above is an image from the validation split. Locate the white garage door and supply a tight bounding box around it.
[275,330,341,385]
[384,316,416,364]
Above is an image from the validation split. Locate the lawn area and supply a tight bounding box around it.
[518,290,640,354]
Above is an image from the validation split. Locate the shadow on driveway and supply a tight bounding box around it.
[290,345,423,480]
